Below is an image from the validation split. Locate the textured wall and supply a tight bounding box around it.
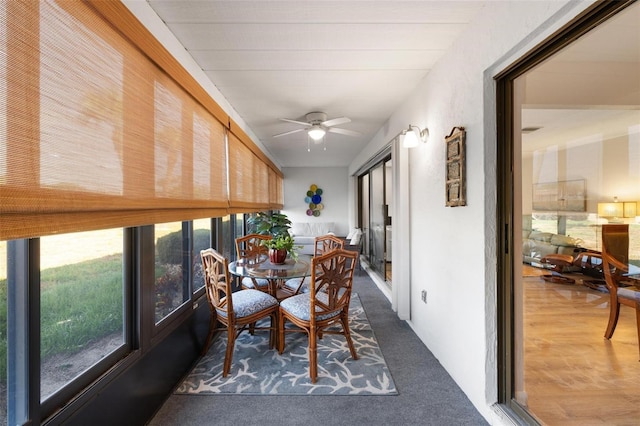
[347,1,596,423]
[281,166,350,237]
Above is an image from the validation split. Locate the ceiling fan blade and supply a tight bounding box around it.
[272,128,304,138]
[328,127,362,137]
[280,118,311,127]
[321,117,351,127]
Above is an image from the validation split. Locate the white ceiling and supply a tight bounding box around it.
[141,1,487,168]
[135,1,640,168]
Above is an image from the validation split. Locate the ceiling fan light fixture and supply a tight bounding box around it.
[307,125,326,141]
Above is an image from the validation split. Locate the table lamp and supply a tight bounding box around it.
[597,202,623,223]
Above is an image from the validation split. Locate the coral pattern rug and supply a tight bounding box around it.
[175,294,397,395]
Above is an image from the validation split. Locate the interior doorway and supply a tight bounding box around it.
[498,2,640,424]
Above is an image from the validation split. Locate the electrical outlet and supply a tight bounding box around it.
[421,290,427,304]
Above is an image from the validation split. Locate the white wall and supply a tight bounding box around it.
[281,167,350,236]
[348,1,597,424]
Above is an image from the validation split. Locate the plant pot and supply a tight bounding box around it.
[269,248,287,265]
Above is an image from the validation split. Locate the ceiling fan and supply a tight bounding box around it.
[272,112,362,141]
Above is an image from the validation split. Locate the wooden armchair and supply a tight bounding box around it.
[278,248,358,383]
[235,234,271,293]
[601,224,640,360]
[283,234,344,295]
[200,248,279,376]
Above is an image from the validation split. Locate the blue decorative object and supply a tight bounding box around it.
[305,184,324,216]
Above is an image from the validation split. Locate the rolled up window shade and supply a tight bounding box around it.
[269,168,284,209]
[0,0,244,240]
[228,132,271,213]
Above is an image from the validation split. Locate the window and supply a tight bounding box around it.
[0,0,278,422]
[154,222,189,324]
[39,229,126,401]
[192,219,212,294]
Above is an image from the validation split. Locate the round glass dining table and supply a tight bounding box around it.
[228,254,312,300]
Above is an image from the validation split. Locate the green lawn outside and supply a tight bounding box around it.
[0,255,124,381]
[0,225,185,382]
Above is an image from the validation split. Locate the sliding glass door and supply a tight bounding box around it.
[358,154,392,284]
[370,163,386,276]
[499,2,640,423]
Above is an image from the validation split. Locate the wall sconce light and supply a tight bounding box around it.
[623,201,637,218]
[400,125,429,148]
[597,202,623,222]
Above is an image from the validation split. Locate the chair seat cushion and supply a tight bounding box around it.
[618,287,640,302]
[279,292,340,322]
[241,276,269,289]
[217,289,277,318]
[284,278,310,293]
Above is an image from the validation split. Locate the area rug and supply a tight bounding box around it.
[175,294,398,395]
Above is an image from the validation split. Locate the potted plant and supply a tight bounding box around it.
[263,233,298,264]
[248,212,299,264]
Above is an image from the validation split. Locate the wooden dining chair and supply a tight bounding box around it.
[235,234,272,293]
[200,248,279,376]
[283,234,344,296]
[601,224,640,360]
[278,248,358,383]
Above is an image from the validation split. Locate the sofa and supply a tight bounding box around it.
[522,229,582,267]
[290,222,336,255]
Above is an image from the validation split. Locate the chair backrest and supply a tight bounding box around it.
[601,224,629,296]
[314,234,344,256]
[309,248,358,322]
[235,234,271,261]
[200,248,233,317]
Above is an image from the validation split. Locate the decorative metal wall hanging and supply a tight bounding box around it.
[445,126,466,207]
[305,184,324,216]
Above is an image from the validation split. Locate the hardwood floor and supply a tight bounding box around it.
[521,271,640,425]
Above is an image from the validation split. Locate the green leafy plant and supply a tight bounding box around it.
[262,233,299,261]
[248,211,292,238]
[248,212,301,260]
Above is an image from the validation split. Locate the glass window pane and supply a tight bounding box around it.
[234,214,244,240]
[192,219,211,293]
[219,216,233,260]
[40,229,125,401]
[155,222,188,323]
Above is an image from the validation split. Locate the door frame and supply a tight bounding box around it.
[495,0,636,421]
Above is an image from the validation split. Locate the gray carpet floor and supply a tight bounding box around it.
[147,272,488,426]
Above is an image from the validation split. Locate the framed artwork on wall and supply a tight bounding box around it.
[445,127,466,207]
[532,179,586,212]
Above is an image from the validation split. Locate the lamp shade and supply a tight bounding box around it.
[402,129,420,148]
[623,201,637,218]
[307,125,326,141]
[597,202,623,218]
